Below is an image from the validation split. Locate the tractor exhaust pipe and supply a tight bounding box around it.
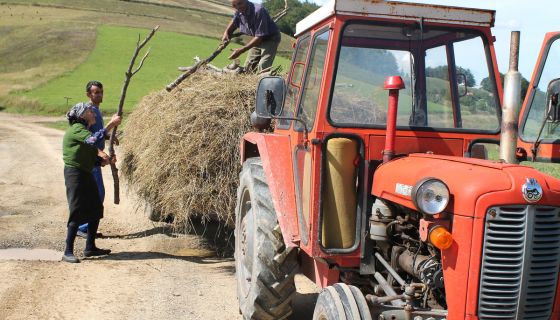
[499,31,522,164]
[383,76,405,163]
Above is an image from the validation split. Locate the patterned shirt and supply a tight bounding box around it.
[232,2,279,38]
[88,104,105,151]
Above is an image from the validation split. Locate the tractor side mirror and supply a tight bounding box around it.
[546,78,560,122]
[255,76,285,118]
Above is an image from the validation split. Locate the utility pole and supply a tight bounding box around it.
[64,97,72,108]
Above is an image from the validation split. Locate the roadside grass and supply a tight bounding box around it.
[15,25,290,115]
[42,120,69,131]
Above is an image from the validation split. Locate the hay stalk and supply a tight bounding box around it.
[122,72,261,227]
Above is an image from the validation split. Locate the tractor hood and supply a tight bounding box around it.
[371,153,560,218]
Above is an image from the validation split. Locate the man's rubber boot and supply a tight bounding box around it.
[83,248,111,257]
[62,254,80,263]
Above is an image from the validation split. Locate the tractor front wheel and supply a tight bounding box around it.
[312,283,372,320]
[235,158,298,319]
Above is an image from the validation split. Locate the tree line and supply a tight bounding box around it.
[263,0,319,36]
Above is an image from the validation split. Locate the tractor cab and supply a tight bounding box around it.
[238,1,560,319]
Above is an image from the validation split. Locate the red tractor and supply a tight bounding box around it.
[235,1,560,319]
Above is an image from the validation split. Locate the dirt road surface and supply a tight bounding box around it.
[0,113,318,319]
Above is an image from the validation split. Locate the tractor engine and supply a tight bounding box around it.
[366,198,448,318]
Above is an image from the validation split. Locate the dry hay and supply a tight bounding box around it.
[120,71,261,228]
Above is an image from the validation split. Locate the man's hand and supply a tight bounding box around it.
[110,114,122,127]
[99,150,110,166]
[222,32,230,43]
[106,114,122,132]
[229,48,244,60]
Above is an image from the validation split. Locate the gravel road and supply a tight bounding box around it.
[0,112,318,319]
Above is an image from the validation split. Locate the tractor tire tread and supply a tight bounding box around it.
[236,158,298,320]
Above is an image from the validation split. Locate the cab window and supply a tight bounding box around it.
[521,38,560,141]
[278,35,311,129]
[328,22,500,132]
[296,29,330,131]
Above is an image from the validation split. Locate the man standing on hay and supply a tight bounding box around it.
[222,0,281,73]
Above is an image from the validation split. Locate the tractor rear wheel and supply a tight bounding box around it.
[235,158,298,319]
[312,283,372,320]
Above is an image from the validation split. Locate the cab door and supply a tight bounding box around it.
[292,28,331,247]
[518,32,560,162]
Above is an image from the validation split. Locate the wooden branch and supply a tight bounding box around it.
[165,34,240,92]
[132,49,151,76]
[108,25,159,204]
[205,63,224,73]
[272,0,289,22]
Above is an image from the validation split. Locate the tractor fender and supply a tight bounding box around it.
[240,132,299,247]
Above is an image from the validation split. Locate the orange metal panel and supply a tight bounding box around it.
[241,132,300,247]
[553,276,560,319]
[300,251,340,288]
[373,156,560,317]
[441,214,473,320]
[371,154,512,217]
[368,136,464,159]
[465,215,485,318]
[463,168,560,317]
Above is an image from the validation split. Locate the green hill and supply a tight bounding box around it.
[0,0,294,115]
[17,25,290,114]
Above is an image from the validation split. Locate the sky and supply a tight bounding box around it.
[306,0,559,82]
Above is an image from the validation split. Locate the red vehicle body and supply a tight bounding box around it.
[234,1,560,319]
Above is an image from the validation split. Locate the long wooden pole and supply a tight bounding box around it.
[108,25,159,204]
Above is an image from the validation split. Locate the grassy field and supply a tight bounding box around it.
[483,144,560,178]
[0,1,294,114]
[13,25,290,115]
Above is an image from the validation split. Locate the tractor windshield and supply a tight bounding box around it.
[329,22,501,132]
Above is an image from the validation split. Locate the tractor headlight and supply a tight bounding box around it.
[412,178,449,215]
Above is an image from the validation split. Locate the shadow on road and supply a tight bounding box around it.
[102,218,235,257]
[102,225,177,239]
[94,250,234,265]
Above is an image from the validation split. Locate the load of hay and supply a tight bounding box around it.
[120,72,261,228]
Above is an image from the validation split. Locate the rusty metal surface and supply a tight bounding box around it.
[509,31,520,71]
[296,0,495,36]
[241,132,300,248]
[500,31,522,164]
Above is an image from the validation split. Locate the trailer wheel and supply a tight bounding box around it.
[235,158,298,319]
[312,283,372,320]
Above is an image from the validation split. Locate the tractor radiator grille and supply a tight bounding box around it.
[478,205,560,320]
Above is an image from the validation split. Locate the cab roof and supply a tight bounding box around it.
[295,0,495,37]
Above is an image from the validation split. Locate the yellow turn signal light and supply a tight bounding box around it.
[429,226,453,250]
